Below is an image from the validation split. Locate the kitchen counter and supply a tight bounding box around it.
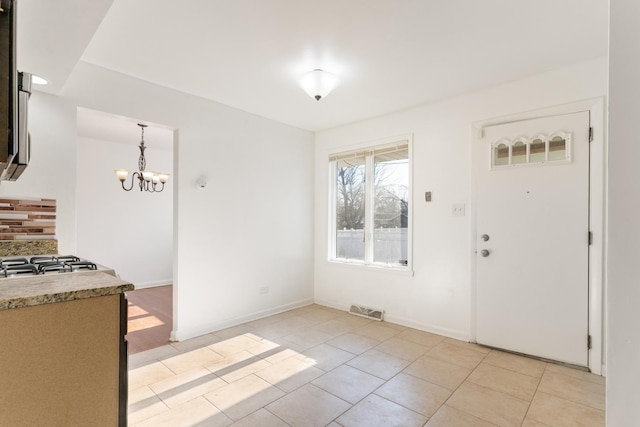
[0,271,134,310]
[0,270,132,426]
[0,239,58,256]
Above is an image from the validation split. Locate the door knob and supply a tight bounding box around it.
[481,234,490,242]
[480,249,490,257]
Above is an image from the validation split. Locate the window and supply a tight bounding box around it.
[490,132,572,168]
[329,140,410,269]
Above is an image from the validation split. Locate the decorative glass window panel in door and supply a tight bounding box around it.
[493,143,509,166]
[530,138,546,163]
[490,132,571,169]
[549,136,567,161]
[511,141,527,164]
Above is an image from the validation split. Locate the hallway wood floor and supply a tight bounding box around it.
[126,285,173,354]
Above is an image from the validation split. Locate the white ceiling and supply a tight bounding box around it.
[17,0,114,95]
[76,108,174,151]
[18,0,608,133]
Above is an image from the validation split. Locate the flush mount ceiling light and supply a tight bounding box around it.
[115,124,169,192]
[299,69,339,101]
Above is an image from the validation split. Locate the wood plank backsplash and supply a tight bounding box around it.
[0,198,56,241]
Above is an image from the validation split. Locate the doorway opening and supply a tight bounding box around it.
[75,107,175,353]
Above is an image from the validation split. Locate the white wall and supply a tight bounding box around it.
[63,62,315,340]
[0,92,77,253]
[76,135,173,288]
[314,57,608,340]
[607,0,640,423]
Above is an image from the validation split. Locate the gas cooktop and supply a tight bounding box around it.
[0,255,114,279]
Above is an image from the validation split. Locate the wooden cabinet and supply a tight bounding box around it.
[0,293,128,426]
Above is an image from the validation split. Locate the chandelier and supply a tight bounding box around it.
[114,124,169,192]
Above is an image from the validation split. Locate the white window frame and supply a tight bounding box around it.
[328,134,413,273]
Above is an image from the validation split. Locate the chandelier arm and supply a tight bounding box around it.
[120,180,133,192]
[153,181,164,193]
[120,172,140,191]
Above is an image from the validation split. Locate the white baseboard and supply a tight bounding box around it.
[314,298,469,342]
[312,299,349,312]
[385,313,469,342]
[170,298,314,342]
[171,296,470,344]
[130,279,172,290]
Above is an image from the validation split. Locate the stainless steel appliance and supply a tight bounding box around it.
[0,0,31,181]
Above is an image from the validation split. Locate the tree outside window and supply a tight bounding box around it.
[331,143,409,267]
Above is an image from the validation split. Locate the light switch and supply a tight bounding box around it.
[425,191,432,202]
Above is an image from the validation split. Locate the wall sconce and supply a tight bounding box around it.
[196,176,207,189]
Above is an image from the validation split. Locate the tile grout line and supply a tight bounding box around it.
[261,406,293,426]
[431,348,502,426]
[320,335,487,424]
[530,369,607,414]
[244,312,360,423]
[315,338,428,426]
[480,358,546,379]
[368,369,438,423]
[290,328,426,424]
[129,308,352,424]
[332,338,479,425]
[520,361,548,426]
[131,307,602,426]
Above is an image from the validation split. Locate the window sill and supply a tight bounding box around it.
[327,259,415,277]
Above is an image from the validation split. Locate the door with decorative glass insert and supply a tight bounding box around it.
[474,111,590,367]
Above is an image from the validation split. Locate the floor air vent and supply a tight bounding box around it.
[348,304,384,321]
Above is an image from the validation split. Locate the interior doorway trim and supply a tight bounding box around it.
[469,97,605,375]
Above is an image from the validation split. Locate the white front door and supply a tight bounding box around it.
[474,111,590,367]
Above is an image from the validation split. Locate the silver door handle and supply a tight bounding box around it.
[480,249,490,257]
[481,234,490,242]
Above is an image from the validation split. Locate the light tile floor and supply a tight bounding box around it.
[128,304,605,427]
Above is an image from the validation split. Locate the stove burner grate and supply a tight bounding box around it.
[65,261,97,272]
[0,255,99,277]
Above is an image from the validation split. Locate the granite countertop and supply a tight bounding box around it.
[0,240,59,257]
[0,271,134,311]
